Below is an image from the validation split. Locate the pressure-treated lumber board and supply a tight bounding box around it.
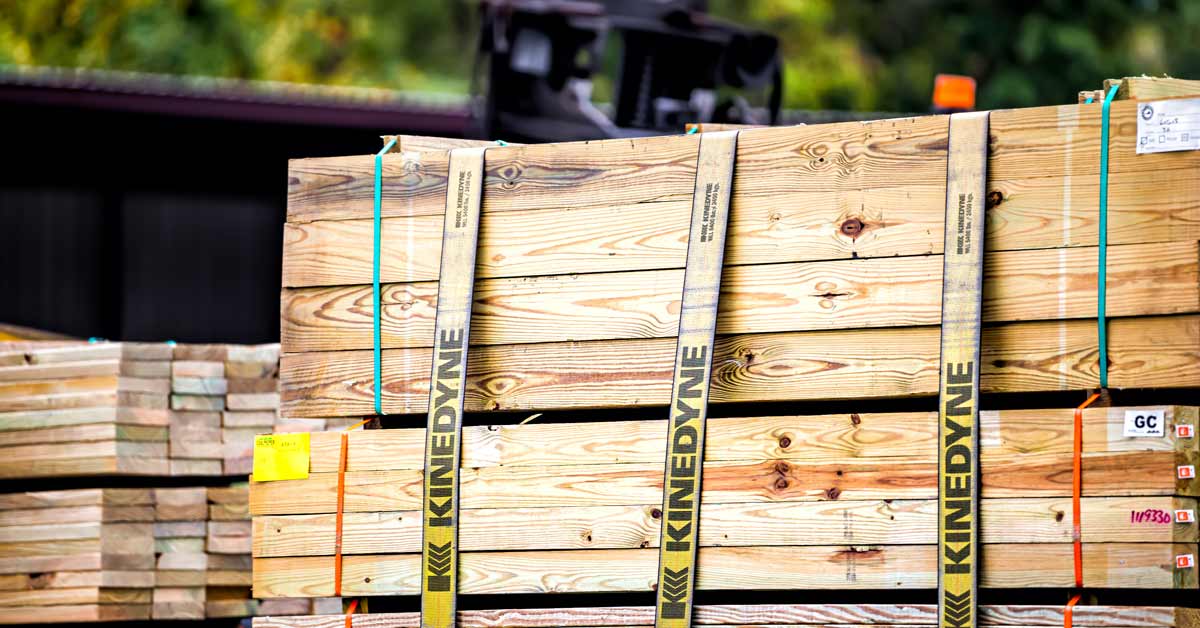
[250,450,1196,516]
[251,604,1200,628]
[0,406,168,431]
[0,506,153,527]
[0,571,154,590]
[252,496,1197,557]
[252,542,1197,597]
[281,241,1199,351]
[280,315,1200,416]
[300,407,1197,472]
[0,343,172,364]
[0,423,166,447]
[0,603,150,623]
[0,451,168,478]
[0,586,151,607]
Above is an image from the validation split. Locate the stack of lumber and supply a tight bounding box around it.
[251,405,1198,596]
[0,340,285,478]
[255,604,1200,628]
[153,487,209,619]
[220,344,285,475]
[0,488,155,623]
[171,343,284,476]
[280,96,1200,417]
[0,342,173,478]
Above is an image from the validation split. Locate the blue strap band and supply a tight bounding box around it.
[1097,84,1119,388]
[373,139,398,415]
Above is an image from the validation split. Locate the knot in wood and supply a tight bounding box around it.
[778,435,792,449]
[774,461,790,474]
[850,413,862,426]
[774,477,789,490]
[826,487,842,500]
[840,218,864,237]
[650,508,662,519]
[986,190,1004,208]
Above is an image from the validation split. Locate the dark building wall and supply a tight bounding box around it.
[0,98,438,343]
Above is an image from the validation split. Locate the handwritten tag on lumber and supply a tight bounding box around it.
[252,433,310,481]
[1136,98,1200,154]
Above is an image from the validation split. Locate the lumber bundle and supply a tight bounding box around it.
[0,488,156,623]
[250,405,1198,597]
[280,95,1200,417]
[0,341,285,478]
[254,604,1200,628]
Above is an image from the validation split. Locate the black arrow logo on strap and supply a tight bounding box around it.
[427,542,453,575]
[942,589,972,628]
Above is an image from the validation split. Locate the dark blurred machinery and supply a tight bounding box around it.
[473,0,782,141]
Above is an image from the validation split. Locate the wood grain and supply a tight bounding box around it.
[250,603,1197,628]
[250,450,1192,516]
[297,407,1195,473]
[280,241,1198,351]
[252,496,1196,557]
[252,542,1195,597]
[279,315,1200,416]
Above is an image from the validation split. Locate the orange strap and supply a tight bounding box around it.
[334,431,349,596]
[334,419,371,597]
[344,598,359,628]
[1066,392,1101,628]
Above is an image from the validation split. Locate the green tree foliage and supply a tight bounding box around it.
[2,0,1199,110]
[0,0,477,93]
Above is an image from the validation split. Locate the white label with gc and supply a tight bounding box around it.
[1123,409,1165,437]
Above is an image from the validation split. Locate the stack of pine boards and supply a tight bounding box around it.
[251,405,1198,596]
[0,341,283,477]
[255,604,1200,628]
[280,95,1200,416]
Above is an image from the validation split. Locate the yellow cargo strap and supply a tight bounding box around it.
[937,111,989,628]
[654,130,739,628]
[420,146,487,628]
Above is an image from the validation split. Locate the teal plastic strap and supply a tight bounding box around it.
[374,139,398,415]
[1097,84,1119,389]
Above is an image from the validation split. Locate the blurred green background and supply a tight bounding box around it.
[3,0,1199,111]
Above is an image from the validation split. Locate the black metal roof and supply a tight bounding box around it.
[0,65,472,134]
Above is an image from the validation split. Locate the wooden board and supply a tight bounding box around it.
[280,241,1199,351]
[250,604,1200,628]
[279,315,1200,416]
[252,542,1197,597]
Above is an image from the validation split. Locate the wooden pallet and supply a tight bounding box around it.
[249,405,1198,597]
[279,92,1200,417]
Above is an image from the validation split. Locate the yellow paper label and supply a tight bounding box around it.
[252,433,310,481]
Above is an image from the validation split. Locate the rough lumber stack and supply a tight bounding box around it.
[0,489,155,623]
[0,342,172,478]
[251,405,1198,597]
[280,98,1200,416]
[255,604,1200,628]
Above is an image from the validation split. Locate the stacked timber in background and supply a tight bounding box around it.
[0,340,343,622]
[153,487,209,619]
[251,406,1198,596]
[0,343,172,478]
[0,341,290,478]
[0,489,157,623]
